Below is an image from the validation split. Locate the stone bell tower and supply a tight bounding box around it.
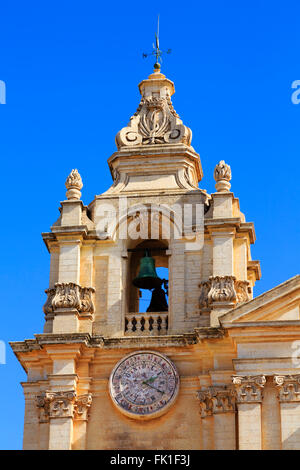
[11,62,275,451]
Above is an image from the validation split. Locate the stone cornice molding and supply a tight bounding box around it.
[10,328,227,357]
[232,375,266,403]
[274,375,300,402]
[204,218,256,244]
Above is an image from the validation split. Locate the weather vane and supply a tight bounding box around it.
[143,15,171,69]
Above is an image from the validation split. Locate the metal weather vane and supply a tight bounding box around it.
[143,16,171,68]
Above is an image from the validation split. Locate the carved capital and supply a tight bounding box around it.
[37,391,92,422]
[197,387,236,417]
[36,391,76,420]
[209,387,236,414]
[36,393,50,423]
[74,394,93,421]
[197,391,213,418]
[232,375,266,403]
[214,160,231,192]
[274,375,300,402]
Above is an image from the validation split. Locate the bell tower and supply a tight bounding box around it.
[11,62,262,450]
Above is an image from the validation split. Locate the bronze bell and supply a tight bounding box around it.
[146,280,168,312]
[132,250,162,290]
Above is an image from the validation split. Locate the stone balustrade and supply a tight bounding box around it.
[125,312,168,336]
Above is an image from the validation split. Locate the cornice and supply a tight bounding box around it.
[10,327,227,356]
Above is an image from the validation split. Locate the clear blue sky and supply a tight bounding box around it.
[0,0,299,449]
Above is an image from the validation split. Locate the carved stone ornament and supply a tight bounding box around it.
[207,276,236,303]
[197,387,236,418]
[235,280,250,304]
[65,169,83,200]
[214,160,232,192]
[199,277,250,311]
[36,391,77,420]
[232,375,266,403]
[116,95,192,149]
[74,394,93,421]
[52,282,81,310]
[274,375,300,402]
[43,283,95,316]
[43,287,56,315]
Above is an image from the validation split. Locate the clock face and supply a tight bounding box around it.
[109,351,179,419]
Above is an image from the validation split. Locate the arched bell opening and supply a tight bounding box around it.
[127,239,169,315]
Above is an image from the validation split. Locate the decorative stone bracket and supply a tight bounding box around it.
[197,386,236,418]
[36,391,92,422]
[43,283,95,318]
[199,276,250,311]
[274,375,300,402]
[232,375,266,403]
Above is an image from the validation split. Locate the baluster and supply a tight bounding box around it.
[127,317,134,334]
[143,316,149,334]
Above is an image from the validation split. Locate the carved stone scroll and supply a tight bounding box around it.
[116,95,192,149]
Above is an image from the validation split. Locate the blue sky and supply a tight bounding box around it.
[0,0,300,449]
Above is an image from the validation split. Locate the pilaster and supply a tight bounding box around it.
[274,374,300,450]
[197,386,236,450]
[232,375,266,450]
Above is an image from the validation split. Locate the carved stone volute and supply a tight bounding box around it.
[116,69,192,149]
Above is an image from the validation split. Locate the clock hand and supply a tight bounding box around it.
[142,381,164,394]
[144,372,162,384]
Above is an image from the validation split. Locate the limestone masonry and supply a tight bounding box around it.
[10,64,300,450]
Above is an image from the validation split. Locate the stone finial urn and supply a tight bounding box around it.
[65,169,83,200]
[214,160,232,192]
